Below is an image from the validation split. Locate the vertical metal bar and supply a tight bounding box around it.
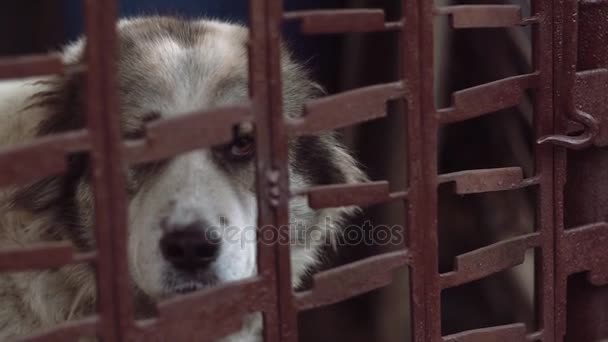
[250,0,297,341]
[420,0,441,339]
[403,0,439,340]
[552,0,567,338]
[401,0,426,341]
[266,0,299,341]
[563,0,608,340]
[99,0,136,339]
[84,0,134,339]
[82,1,120,339]
[531,0,556,339]
[249,2,280,340]
[552,0,577,339]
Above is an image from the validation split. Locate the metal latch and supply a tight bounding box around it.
[538,68,608,150]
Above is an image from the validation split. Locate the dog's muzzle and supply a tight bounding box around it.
[159,221,221,272]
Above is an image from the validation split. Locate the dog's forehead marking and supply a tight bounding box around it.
[119,17,247,64]
[116,17,249,116]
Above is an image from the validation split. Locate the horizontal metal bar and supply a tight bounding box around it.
[135,277,271,341]
[438,167,524,194]
[284,9,390,33]
[125,106,252,165]
[0,242,92,271]
[14,316,99,342]
[294,181,392,209]
[440,233,539,288]
[295,250,410,310]
[436,5,525,28]
[574,68,608,147]
[287,82,404,136]
[442,323,527,342]
[0,130,90,187]
[562,222,608,285]
[438,73,539,124]
[0,54,64,80]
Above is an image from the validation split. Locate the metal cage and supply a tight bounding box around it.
[0,0,607,341]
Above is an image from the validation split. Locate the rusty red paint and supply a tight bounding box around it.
[442,323,527,342]
[440,233,539,289]
[295,250,410,310]
[0,130,89,187]
[573,69,608,147]
[284,9,388,34]
[0,0,606,341]
[134,278,271,341]
[287,82,404,136]
[0,54,64,80]
[14,317,100,342]
[124,106,252,165]
[0,242,89,271]
[436,5,524,29]
[300,181,392,209]
[438,167,525,194]
[561,223,608,286]
[438,73,539,124]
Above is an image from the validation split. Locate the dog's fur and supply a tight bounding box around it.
[0,17,366,341]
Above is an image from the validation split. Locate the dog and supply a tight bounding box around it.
[0,16,366,341]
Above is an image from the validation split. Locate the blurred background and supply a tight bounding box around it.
[0,0,538,340]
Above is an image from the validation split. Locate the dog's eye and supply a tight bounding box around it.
[228,136,255,160]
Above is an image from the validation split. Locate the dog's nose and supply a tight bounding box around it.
[160,224,220,272]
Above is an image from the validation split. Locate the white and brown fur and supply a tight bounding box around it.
[0,16,366,341]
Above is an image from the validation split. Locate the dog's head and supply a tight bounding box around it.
[17,17,365,300]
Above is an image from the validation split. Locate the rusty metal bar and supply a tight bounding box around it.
[295,250,410,310]
[438,167,525,194]
[438,73,539,124]
[97,0,136,338]
[530,0,557,338]
[552,0,571,335]
[442,323,527,342]
[419,0,441,339]
[265,1,298,340]
[0,242,94,271]
[0,0,602,339]
[0,54,63,80]
[296,181,391,209]
[249,0,296,341]
[284,9,389,34]
[435,5,526,29]
[287,82,404,136]
[135,278,272,341]
[249,0,279,339]
[401,0,427,340]
[0,130,89,187]
[124,106,252,165]
[14,317,99,342]
[80,0,123,340]
[573,69,608,147]
[550,0,600,339]
[440,233,540,289]
[560,222,608,283]
[563,1,608,337]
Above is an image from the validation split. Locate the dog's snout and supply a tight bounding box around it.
[160,223,220,272]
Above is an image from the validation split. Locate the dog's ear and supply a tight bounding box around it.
[278,42,367,187]
[30,70,87,136]
[13,68,88,212]
[280,44,368,232]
